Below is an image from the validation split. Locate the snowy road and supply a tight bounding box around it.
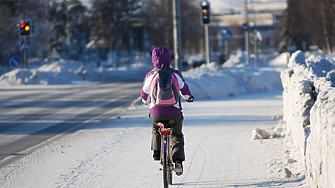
[0,90,306,187]
[0,82,142,168]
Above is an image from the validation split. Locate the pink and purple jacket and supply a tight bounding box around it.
[140,47,192,116]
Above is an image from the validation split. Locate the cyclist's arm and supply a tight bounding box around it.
[173,71,192,100]
[141,72,155,105]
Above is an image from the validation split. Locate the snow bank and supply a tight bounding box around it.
[0,51,284,101]
[0,59,151,85]
[183,50,283,99]
[308,88,335,187]
[281,50,335,187]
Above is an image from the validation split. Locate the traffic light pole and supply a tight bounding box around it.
[23,0,28,68]
[205,25,210,64]
[23,50,27,68]
[201,0,211,65]
[23,36,28,68]
[23,0,26,20]
[172,0,182,71]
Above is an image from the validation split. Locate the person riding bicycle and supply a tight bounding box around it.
[140,47,194,176]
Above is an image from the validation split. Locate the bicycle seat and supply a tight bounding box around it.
[157,123,172,136]
[157,120,175,128]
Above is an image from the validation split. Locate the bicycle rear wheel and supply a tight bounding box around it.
[168,162,172,185]
[163,151,169,188]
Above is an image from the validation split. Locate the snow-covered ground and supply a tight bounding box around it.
[204,0,287,14]
[1,90,307,188]
[0,50,313,187]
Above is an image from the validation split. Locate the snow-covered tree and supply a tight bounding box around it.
[89,0,149,64]
[0,2,21,66]
[49,0,88,59]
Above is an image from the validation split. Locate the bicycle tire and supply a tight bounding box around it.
[168,134,173,185]
[163,151,169,188]
[168,163,172,185]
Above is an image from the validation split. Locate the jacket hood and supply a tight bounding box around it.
[152,47,171,69]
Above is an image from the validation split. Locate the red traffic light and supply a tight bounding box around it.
[20,21,26,27]
[19,19,31,37]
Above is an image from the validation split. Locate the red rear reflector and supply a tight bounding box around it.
[161,130,170,136]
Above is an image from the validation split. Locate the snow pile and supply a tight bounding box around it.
[252,127,272,139]
[252,120,283,139]
[281,50,335,187]
[183,50,284,99]
[0,59,151,85]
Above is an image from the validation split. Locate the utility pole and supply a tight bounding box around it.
[244,0,250,65]
[45,0,50,59]
[253,31,257,68]
[172,0,182,71]
[225,40,229,60]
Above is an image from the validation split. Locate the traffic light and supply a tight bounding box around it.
[200,1,211,25]
[19,19,31,37]
[242,22,248,30]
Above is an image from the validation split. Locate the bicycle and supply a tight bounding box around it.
[158,122,174,188]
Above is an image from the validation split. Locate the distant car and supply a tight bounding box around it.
[181,59,189,71]
[217,53,226,65]
[191,60,205,68]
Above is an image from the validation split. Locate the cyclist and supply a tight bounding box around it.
[140,47,194,176]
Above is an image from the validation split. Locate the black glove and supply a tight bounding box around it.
[186,95,194,103]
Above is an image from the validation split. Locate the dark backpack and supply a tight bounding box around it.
[149,65,180,106]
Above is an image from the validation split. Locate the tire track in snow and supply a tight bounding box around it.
[226,128,241,185]
[193,140,208,187]
[177,131,210,186]
[212,127,235,187]
[2,152,37,187]
[200,140,214,186]
[177,127,231,187]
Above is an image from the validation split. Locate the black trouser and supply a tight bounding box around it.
[149,113,185,162]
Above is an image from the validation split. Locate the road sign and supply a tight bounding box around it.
[255,30,262,42]
[9,56,20,67]
[21,40,30,50]
[221,29,232,41]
